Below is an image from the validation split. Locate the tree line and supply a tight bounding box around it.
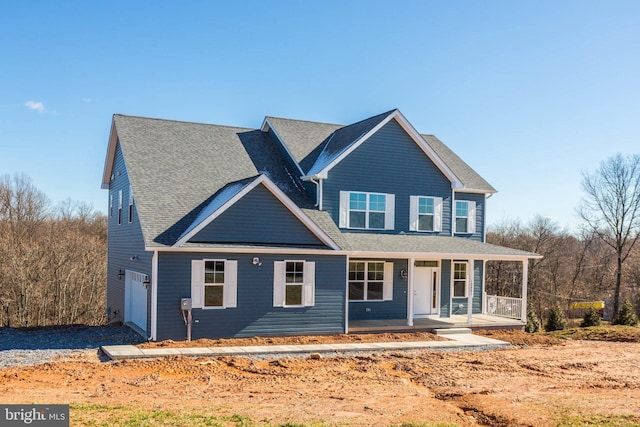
[486,153,640,322]
[486,215,639,321]
[0,174,106,327]
[0,152,638,328]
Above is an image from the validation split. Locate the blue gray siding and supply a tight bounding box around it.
[107,142,152,330]
[440,260,451,317]
[190,184,326,247]
[348,259,408,321]
[323,119,453,235]
[155,252,346,340]
[454,193,486,242]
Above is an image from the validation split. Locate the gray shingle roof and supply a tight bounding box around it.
[422,134,496,193]
[341,233,539,259]
[264,116,342,174]
[114,115,260,247]
[110,110,501,252]
[305,109,395,176]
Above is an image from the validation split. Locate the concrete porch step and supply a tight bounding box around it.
[433,328,472,336]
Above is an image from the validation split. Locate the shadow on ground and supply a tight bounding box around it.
[0,325,144,351]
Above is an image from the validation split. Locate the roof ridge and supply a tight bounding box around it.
[113,114,254,131]
[265,115,345,127]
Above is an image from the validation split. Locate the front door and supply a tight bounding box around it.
[414,267,439,316]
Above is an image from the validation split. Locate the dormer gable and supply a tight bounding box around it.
[174,174,340,249]
[303,109,463,189]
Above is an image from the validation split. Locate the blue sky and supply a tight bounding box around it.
[1,1,639,231]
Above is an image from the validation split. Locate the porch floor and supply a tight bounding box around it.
[348,314,524,333]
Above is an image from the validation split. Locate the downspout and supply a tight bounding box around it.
[303,175,324,210]
[483,193,488,243]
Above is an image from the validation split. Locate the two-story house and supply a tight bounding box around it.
[101,109,540,341]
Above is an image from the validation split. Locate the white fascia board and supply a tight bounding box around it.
[256,175,340,250]
[153,245,541,261]
[391,111,463,188]
[173,174,341,250]
[313,110,397,178]
[312,110,464,189]
[454,188,497,195]
[260,117,305,176]
[100,119,118,189]
[345,250,541,261]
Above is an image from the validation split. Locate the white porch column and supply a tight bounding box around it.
[407,258,415,326]
[467,259,474,324]
[521,259,529,322]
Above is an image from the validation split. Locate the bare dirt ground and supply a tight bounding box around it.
[1,329,640,426]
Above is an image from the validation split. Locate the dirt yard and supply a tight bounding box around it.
[1,329,639,426]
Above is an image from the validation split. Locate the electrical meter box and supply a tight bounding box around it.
[180,298,192,310]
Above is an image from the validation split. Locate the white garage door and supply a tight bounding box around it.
[125,271,148,334]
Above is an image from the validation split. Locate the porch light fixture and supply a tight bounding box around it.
[400,269,408,279]
[143,274,151,288]
[252,257,262,266]
[118,269,125,280]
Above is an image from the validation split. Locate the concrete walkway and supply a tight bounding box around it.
[101,330,510,361]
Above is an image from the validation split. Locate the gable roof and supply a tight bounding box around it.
[422,134,496,194]
[175,174,340,249]
[264,109,495,194]
[261,116,341,174]
[102,110,498,250]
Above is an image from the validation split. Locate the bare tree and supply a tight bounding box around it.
[579,153,640,316]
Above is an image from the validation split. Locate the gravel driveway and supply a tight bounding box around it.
[0,325,144,368]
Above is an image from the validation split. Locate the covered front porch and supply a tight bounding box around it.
[349,312,525,333]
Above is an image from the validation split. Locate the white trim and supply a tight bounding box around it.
[128,185,134,224]
[454,200,475,235]
[410,195,442,232]
[407,258,415,326]
[314,110,463,188]
[344,255,349,334]
[348,260,391,302]
[101,119,118,189]
[521,259,529,323]
[174,174,340,250]
[150,251,158,341]
[467,259,475,323]
[452,261,469,299]
[260,118,305,176]
[273,260,315,308]
[450,190,455,236]
[340,191,395,230]
[193,258,238,309]
[148,245,542,261]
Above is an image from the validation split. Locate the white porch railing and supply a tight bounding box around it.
[485,294,523,320]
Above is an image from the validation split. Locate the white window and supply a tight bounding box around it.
[273,260,315,307]
[455,200,476,234]
[452,262,468,298]
[409,196,443,232]
[348,261,393,301]
[339,191,395,230]
[128,185,134,223]
[190,259,238,309]
[117,190,123,225]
